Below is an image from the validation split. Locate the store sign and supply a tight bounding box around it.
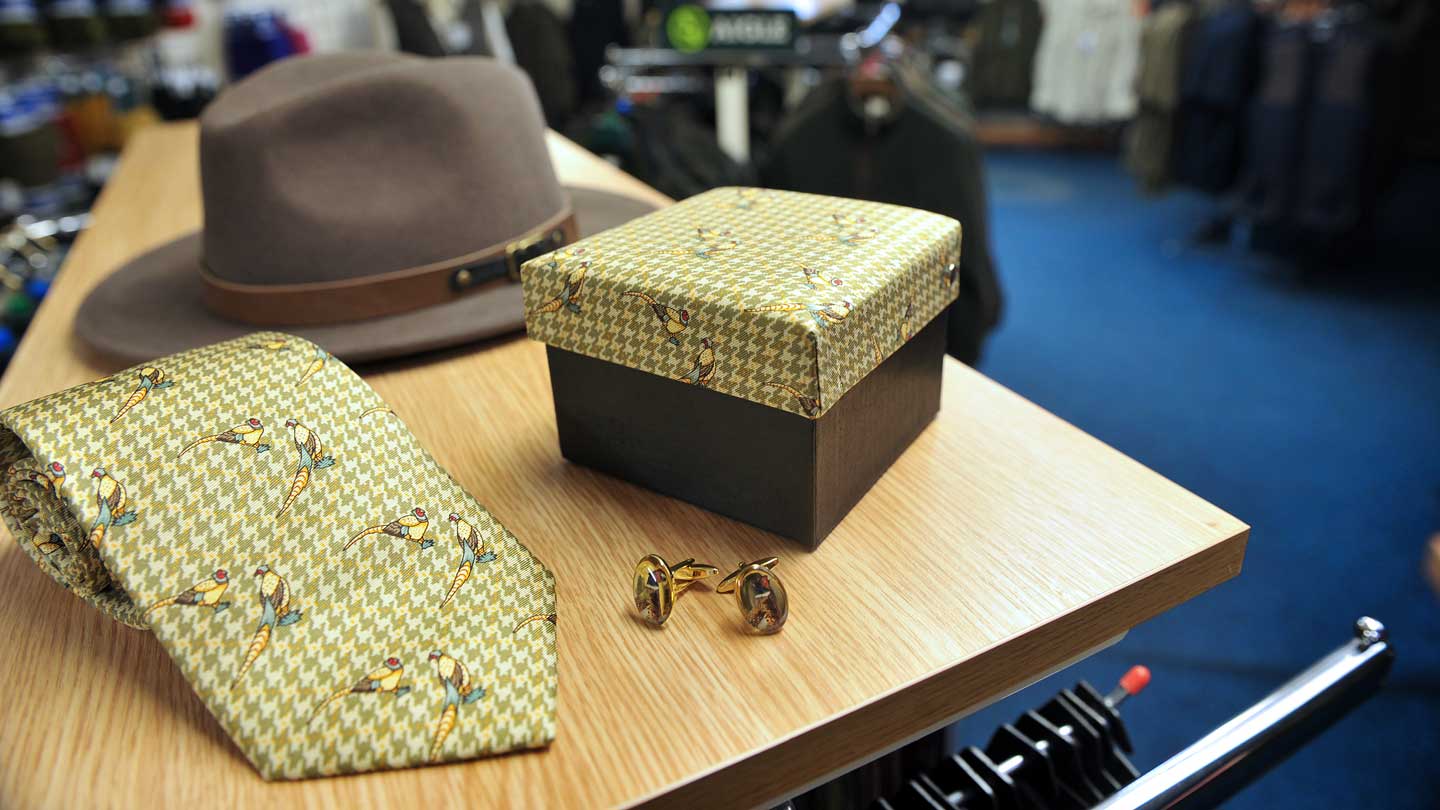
[665,6,797,54]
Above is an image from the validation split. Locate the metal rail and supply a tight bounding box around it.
[1093,617,1394,810]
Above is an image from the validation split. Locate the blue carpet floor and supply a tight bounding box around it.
[947,151,1440,808]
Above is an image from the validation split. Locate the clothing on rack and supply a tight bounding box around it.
[759,64,1001,365]
[1240,7,1398,244]
[624,102,755,201]
[1029,0,1140,124]
[1291,12,1393,235]
[1171,0,1263,194]
[1240,18,1309,222]
[506,0,578,128]
[385,0,448,56]
[453,0,499,57]
[570,0,632,106]
[1126,2,1195,192]
[1390,0,1440,159]
[967,0,1043,110]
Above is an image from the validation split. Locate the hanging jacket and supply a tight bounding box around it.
[625,103,755,201]
[1126,2,1195,192]
[570,0,631,105]
[968,0,1043,110]
[1172,0,1263,193]
[1029,0,1140,124]
[506,0,578,128]
[1293,12,1395,236]
[1240,8,1397,242]
[1239,17,1310,223]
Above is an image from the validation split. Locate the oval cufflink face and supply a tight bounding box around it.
[634,554,672,626]
[739,568,787,634]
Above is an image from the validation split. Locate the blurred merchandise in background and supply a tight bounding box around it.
[5,0,1433,372]
[224,8,310,79]
[1030,0,1139,124]
[0,0,324,372]
[1124,0,1439,263]
[964,0,1039,110]
[1,0,1438,807]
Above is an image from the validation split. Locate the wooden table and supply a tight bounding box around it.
[0,124,1248,809]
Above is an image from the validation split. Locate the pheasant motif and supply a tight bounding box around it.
[441,513,497,608]
[109,366,173,424]
[31,530,67,569]
[428,650,487,762]
[11,460,65,498]
[664,227,738,259]
[144,569,232,619]
[176,418,270,458]
[530,262,589,315]
[87,467,137,550]
[276,420,335,518]
[745,300,853,329]
[621,291,690,346]
[537,246,586,272]
[764,382,821,417]
[231,564,302,689]
[513,613,557,635]
[345,507,433,552]
[801,266,844,289]
[811,213,878,245]
[297,346,330,387]
[897,301,915,342]
[673,338,716,386]
[866,319,886,363]
[309,657,410,724]
[725,188,770,210]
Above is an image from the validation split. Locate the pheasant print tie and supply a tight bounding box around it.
[0,332,557,779]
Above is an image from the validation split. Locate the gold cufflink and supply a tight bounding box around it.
[633,554,718,627]
[717,557,788,634]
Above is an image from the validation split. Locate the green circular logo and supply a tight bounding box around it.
[667,4,710,54]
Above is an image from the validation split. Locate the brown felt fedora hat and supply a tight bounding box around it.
[77,51,658,364]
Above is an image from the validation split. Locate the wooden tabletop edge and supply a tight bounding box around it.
[623,526,1249,810]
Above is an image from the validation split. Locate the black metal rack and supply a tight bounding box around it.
[864,618,1393,810]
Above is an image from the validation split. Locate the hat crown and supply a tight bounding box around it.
[198,53,565,287]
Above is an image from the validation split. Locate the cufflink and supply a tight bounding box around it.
[633,554,718,627]
[717,557,788,634]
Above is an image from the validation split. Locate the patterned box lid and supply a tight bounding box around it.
[520,187,961,420]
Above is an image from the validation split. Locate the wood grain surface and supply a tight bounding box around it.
[0,124,1248,809]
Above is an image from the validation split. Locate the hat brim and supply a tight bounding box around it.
[75,186,659,365]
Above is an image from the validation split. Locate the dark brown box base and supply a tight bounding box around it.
[546,311,948,549]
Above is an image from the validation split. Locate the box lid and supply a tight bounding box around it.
[521,187,961,419]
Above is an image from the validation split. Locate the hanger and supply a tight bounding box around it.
[844,3,907,127]
[850,52,903,103]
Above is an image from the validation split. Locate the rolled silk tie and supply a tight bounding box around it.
[0,332,557,779]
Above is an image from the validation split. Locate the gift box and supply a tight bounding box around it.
[522,187,961,548]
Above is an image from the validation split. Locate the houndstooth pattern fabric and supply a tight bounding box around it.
[521,187,961,418]
[0,332,557,779]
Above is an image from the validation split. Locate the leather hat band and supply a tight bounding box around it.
[199,207,578,327]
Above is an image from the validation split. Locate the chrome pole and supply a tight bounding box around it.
[1093,617,1394,810]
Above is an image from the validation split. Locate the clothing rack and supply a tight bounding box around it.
[1132,0,1435,258]
[855,617,1393,810]
[1094,617,1393,810]
[600,3,900,163]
